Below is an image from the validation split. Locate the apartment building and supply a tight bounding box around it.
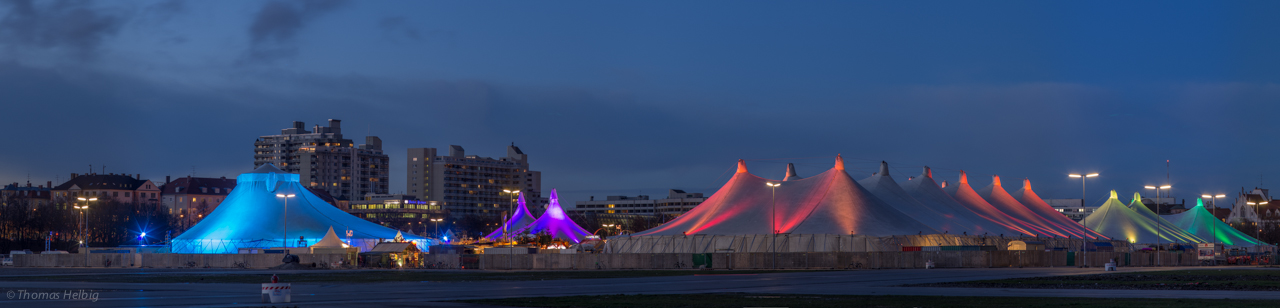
[159,176,237,226]
[570,189,706,218]
[253,119,389,201]
[51,173,161,206]
[406,144,543,217]
[1,181,52,207]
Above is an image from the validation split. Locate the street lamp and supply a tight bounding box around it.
[74,197,97,248]
[431,218,443,237]
[1144,185,1170,266]
[1202,194,1227,263]
[1247,200,1268,241]
[276,194,296,247]
[766,182,781,269]
[502,189,519,244]
[1068,173,1097,265]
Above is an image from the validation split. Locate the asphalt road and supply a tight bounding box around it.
[0,266,1275,307]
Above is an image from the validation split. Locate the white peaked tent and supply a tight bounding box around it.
[978,175,1078,238]
[1165,198,1267,247]
[312,227,347,248]
[859,161,979,234]
[632,156,938,237]
[783,163,803,181]
[900,167,1020,236]
[944,171,1044,237]
[1011,178,1108,239]
[1085,191,1199,244]
[1126,193,1205,244]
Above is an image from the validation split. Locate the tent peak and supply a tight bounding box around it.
[834,154,845,171]
[1131,192,1142,203]
[736,159,748,173]
[940,180,948,188]
[959,170,968,184]
[878,161,890,177]
[923,166,932,179]
[1109,190,1118,199]
[1023,178,1031,190]
[992,175,1001,186]
[784,163,802,181]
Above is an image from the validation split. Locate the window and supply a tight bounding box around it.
[125,192,131,197]
[112,192,118,197]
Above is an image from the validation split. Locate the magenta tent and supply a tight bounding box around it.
[518,189,593,243]
[1011,178,1108,239]
[900,167,1021,236]
[484,192,537,241]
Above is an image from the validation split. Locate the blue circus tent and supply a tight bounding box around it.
[171,164,430,253]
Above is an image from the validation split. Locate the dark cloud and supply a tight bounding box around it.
[243,0,347,63]
[0,0,125,60]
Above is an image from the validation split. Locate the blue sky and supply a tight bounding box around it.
[3,0,1280,205]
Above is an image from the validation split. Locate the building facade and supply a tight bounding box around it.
[254,119,389,201]
[1,181,52,207]
[159,176,237,226]
[1043,198,1093,221]
[570,189,706,217]
[345,194,448,236]
[406,145,544,217]
[51,173,161,206]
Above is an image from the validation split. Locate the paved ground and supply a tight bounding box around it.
[0,266,1275,307]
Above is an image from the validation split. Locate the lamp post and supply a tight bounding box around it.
[74,197,97,248]
[431,218,443,237]
[1145,185,1170,266]
[1068,173,1097,265]
[1202,194,1227,264]
[276,194,296,247]
[1247,200,1268,243]
[767,182,781,269]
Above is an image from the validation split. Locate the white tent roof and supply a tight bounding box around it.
[311,227,346,248]
[899,167,1020,236]
[1126,193,1204,244]
[859,161,978,234]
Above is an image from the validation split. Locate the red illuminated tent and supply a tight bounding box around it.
[631,156,937,237]
[943,171,1046,237]
[1010,178,1108,239]
[977,175,1074,238]
[900,167,1021,236]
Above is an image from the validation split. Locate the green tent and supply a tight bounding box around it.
[1126,193,1205,244]
[1164,198,1267,247]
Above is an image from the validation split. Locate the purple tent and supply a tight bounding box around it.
[520,189,592,243]
[484,192,537,241]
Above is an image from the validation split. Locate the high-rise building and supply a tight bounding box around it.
[254,119,389,201]
[406,144,543,217]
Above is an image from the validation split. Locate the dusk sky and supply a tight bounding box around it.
[4,0,1280,206]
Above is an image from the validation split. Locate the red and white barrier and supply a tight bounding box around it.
[261,283,291,303]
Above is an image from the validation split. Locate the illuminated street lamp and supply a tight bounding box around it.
[1202,194,1227,263]
[767,182,781,269]
[1247,200,1268,241]
[1068,173,1097,265]
[1144,185,1170,266]
[276,194,296,247]
[75,197,97,248]
[430,218,443,237]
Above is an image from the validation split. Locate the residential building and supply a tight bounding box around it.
[51,173,161,206]
[570,190,706,218]
[1043,199,1095,222]
[254,119,390,201]
[345,194,447,236]
[1,181,52,207]
[406,144,544,217]
[1225,187,1280,244]
[159,176,237,226]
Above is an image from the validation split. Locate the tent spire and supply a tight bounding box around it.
[923,166,932,178]
[1023,178,1031,190]
[992,175,1001,187]
[1131,192,1142,204]
[834,154,845,171]
[736,159,748,173]
[784,163,802,181]
[1109,190,1118,199]
[959,170,968,184]
[878,161,890,176]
